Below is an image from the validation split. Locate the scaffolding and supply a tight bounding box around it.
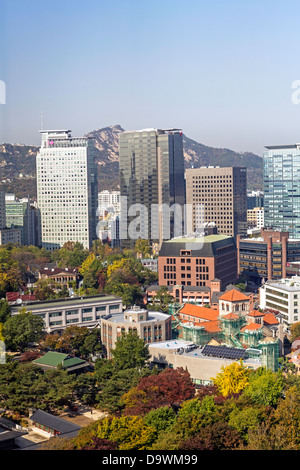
[168,303,280,372]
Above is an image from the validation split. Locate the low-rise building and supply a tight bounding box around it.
[148,340,262,386]
[101,305,172,358]
[11,294,123,334]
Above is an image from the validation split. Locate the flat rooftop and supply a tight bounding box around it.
[11,294,122,311]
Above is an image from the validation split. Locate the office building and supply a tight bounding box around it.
[119,128,185,249]
[259,276,300,325]
[101,305,172,358]
[11,294,122,334]
[247,190,264,210]
[5,194,40,246]
[158,232,237,290]
[0,191,22,246]
[36,130,98,250]
[185,166,247,239]
[98,190,120,216]
[264,144,300,239]
[237,228,300,285]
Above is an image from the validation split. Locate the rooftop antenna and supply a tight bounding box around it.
[41,111,44,131]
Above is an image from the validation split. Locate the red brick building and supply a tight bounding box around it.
[158,234,237,291]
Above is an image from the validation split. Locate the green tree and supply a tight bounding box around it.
[111,330,150,371]
[3,308,45,352]
[135,239,152,258]
[144,406,177,435]
[242,367,284,407]
[0,299,11,323]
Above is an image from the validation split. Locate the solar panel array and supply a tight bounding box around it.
[201,344,247,360]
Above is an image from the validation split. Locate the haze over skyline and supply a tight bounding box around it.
[1,0,300,156]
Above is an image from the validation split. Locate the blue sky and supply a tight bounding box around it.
[1,0,300,154]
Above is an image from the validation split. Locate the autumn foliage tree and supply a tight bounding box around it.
[212,360,251,397]
[122,367,195,415]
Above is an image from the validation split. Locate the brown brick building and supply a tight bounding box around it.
[158,234,237,291]
[185,166,247,239]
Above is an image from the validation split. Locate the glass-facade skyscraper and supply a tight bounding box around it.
[264,144,300,239]
[119,128,186,249]
[36,130,98,250]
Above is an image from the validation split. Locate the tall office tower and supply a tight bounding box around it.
[36,130,98,251]
[264,144,300,239]
[119,128,185,249]
[185,166,247,239]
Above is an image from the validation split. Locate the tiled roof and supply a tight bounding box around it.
[179,304,219,321]
[241,323,262,332]
[219,289,250,302]
[248,310,264,317]
[222,313,240,320]
[181,319,221,333]
[30,409,81,434]
[263,312,279,326]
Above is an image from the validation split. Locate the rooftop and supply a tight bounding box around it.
[219,289,250,302]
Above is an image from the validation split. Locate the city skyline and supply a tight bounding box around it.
[1,0,300,155]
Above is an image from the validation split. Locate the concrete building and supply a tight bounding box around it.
[101,305,172,358]
[247,207,264,229]
[148,340,262,386]
[185,166,247,239]
[247,190,264,210]
[11,294,122,334]
[259,276,300,325]
[237,228,300,285]
[119,128,185,249]
[36,130,98,250]
[158,233,237,290]
[5,194,41,246]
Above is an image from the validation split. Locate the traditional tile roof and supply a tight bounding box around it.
[219,289,250,302]
[33,351,88,371]
[30,409,81,434]
[179,304,219,321]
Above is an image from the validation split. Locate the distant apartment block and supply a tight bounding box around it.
[119,128,185,249]
[36,130,98,250]
[185,166,247,239]
[98,190,120,215]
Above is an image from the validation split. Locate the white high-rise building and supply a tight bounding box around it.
[36,130,98,251]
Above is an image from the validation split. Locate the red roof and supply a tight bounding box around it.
[222,313,240,320]
[219,289,250,302]
[179,304,219,321]
[181,319,221,333]
[248,310,264,317]
[263,312,279,326]
[241,323,262,332]
[6,292,36,302]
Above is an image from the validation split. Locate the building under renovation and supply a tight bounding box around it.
[168,288,283,372]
